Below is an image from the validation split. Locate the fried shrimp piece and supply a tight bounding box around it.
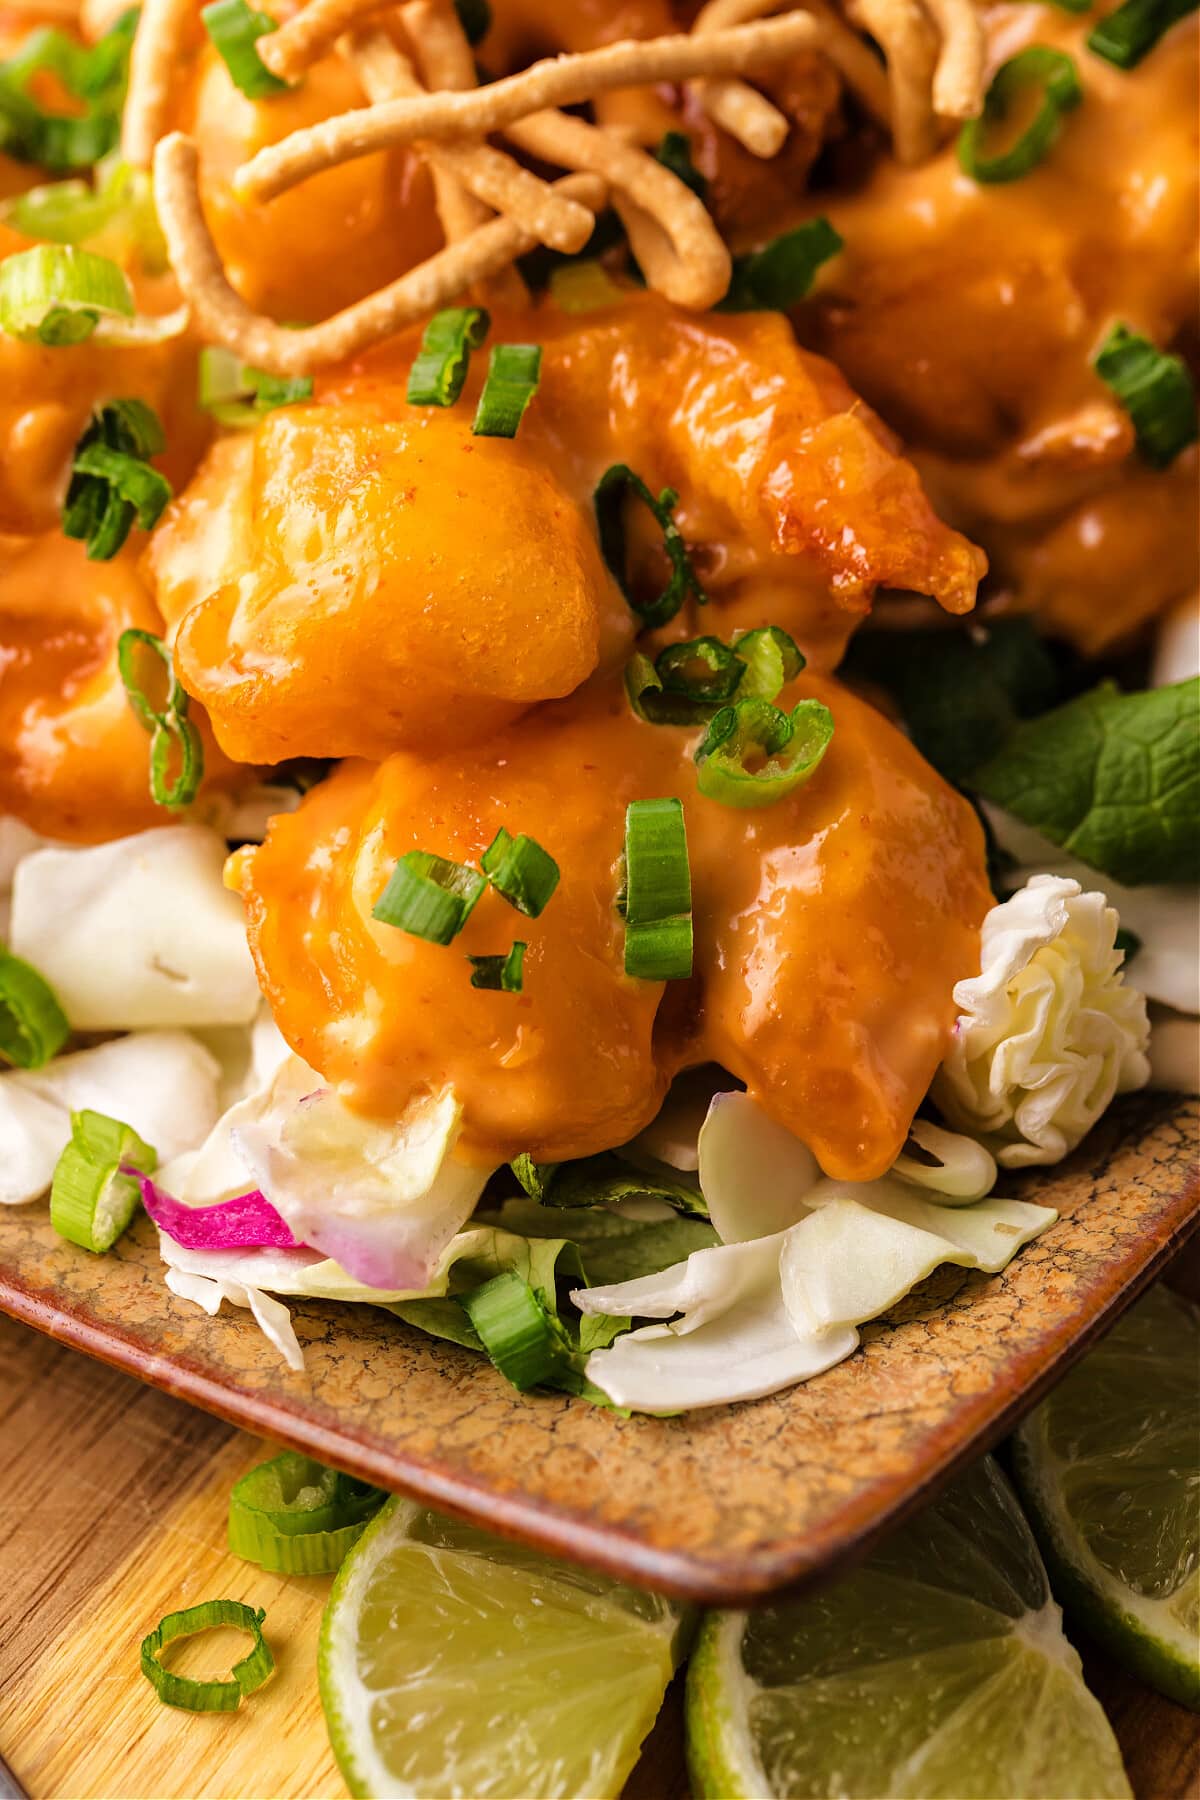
[236,672,991,1177]
[0,534,216,840]
[184,40,443,321]
[797,5,1198,648]
[148,291,984,762]
[147,404,630,765]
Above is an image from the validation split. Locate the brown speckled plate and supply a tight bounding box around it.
[1,1092,1196,1604]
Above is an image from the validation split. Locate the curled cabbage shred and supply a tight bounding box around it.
[933,874,1151,1167]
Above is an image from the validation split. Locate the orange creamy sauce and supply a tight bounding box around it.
[238,671,991,1177]
[795,3,1198,648]
[148,292,984,765]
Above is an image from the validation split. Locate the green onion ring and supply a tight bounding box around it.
[407,305,490,406]
[0,945,69,1070]
[462,1271,571,1390]
[116,628,205,809]
[694,696,834,809]
[732,625,805,701]
[200,0,289,97]
[1087,0,1196,68]
[228,1451,387,1574]
[64,399,173,563]
[957,47,1083,184]
[654,129,707,198]
[481,827,560,917]
[1092,321,1198,468]
[50,1109,157,1253]
[622,797,693,982]
[140,1600,274,1712]
[472,342,542,437]
[720,218,843,312]
[594,463,707,629]
[467,941,527,992]
[372,851,486,943]
[199,345,313,424]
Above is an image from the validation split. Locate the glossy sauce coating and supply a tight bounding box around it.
[795,2,1198,648]
[149,292,984,763]
[238,672,991,1177]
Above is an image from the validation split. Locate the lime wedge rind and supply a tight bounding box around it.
[319,1493,687,1799]
[685,1611,768,1800]
[319,1496,417,1799]
[684,1459,1132,1800]
[1013,1408,1200,1712]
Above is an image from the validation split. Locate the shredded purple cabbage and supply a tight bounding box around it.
[126,1169,300,1250]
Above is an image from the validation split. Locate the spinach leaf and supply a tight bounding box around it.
[844,617,1060,784]
[973,678,1200,886]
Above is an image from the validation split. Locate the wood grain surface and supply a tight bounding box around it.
[1,1308,1197,1800]
[1,1094,1197,1605]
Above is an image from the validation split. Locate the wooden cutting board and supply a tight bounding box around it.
[1,1308,1197,1800]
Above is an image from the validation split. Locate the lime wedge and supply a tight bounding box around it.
[319,1496,690,1798]
[1012,1282,1199,1711]
[686,1457,1131,1799]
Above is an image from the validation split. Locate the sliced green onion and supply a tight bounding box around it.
[1087,0,1196,67]
[957,47,1082,184]
[626,625,805,723]
[1092,322,1198,468]
[626,636,746,724]
[623,913,694,982]
[625,797,691,923]
[372,850,486,943]
[721,219,843,312]
[695,696,834,808]
[472,342,542,437]
[480,827,560,917]
[64,400,173,562]
[201,0,289,97]
[622,797,693,981]
[732,625,805,701]
[454,0,492,44]
[0,9,136,172]
[117,628,205,809]
[140,1600,274,1713]
[510,1152,560,1202]
[406,305,489,406]
[50,1108,156,1253]
[0,244,129,343]
[655,129,707,198]
[468,941,526,992]
[656,637,745,703]
[0,946,69,1069]
[198,345,314,425]
[228,1451,386,1575]
[4,155,167,270]
[594,463,707,629]
[73,442,171,523]
[461,1271,570,1390]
